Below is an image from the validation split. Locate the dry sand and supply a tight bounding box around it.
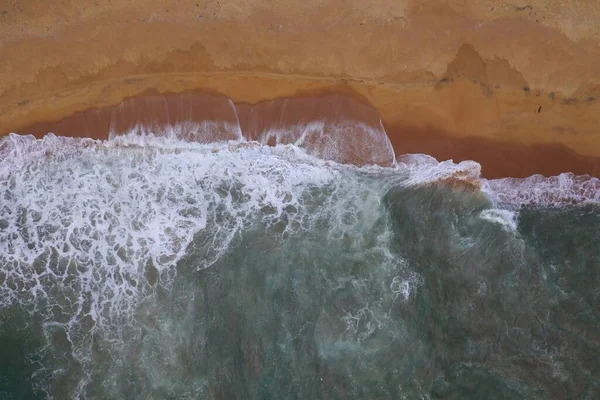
[1,0,600,178]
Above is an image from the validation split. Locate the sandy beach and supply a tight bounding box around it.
[3,3,600,398]
[2,0,600,177]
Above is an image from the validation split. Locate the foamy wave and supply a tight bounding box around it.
[253,120,396,167]
[109,120,243,145]
[395,154,482,188]
[0,134,341,329]
[484,173,600,208]
[0,133,101,179]
[0,132,406,338]
[480,209,519,231]
[107,119,396,166]
[3,130,597,397]
[5,133,599,211]
[395,154,600,208]
[1,132,416,396]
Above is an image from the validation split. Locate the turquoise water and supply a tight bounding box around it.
[0,133,599,399]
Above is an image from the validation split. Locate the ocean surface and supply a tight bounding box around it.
[0,126,599,399]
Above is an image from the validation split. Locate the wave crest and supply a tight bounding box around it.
[485,173,600,208]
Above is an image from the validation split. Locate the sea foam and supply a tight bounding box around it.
[1,129,598,398]
[484,173,600,208]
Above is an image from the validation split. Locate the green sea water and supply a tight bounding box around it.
[0,134,598,399]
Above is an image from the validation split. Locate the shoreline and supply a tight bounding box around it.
[6,86,600,179]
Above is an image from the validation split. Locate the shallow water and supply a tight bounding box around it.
[0,133,599,399]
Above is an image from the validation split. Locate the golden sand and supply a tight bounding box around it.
[1,1,600,178]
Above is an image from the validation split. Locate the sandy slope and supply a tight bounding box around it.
[1,0,600,177]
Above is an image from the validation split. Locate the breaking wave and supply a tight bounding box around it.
[1,101,599,398]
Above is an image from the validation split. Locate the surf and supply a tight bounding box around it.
[1,96,599,398]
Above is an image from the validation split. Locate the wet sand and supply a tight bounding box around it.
[15,89,600,179]
[2,1,600,178]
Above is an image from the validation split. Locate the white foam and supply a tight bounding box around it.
[20,129,600,397]
[0,133,101,180]
[254,120,396,166]
[484,173,600,208]
[0,132,415,395]
[0,131,410,340]
[396,154,600,208]
[1,130,598,392]
[390,275,412,301]
[480,209,519,232]
[395,153,482,186]
[0,134,346,332]
[108,121,243,145]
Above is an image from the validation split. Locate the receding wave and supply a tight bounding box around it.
[9,90,600,207]
[19,92,396,167]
